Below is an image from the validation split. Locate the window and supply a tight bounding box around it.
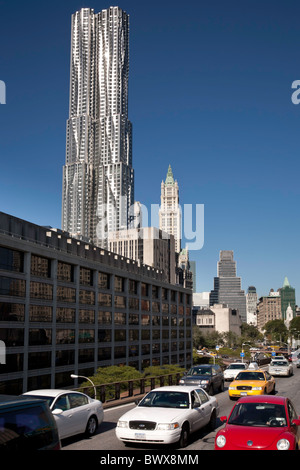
[98,272,110,290]
[57,262,74,282]
[0,247,23,273]
[31,255,51,278]
[79,290,95,305]
[0,277,26,297]
[0,303,25,321]
[80,268,93,286]
[98,293,112,307]
[30,282,53,301]
[115,276,125,292]
[29,305,52,322]
[57,286,75,303]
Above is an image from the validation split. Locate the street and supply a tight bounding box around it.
[61,365,300,451]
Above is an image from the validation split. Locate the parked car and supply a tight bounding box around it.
[228,369,276,399]
[23,389,103,440]
[0,395,61,450]
[116,385,219,448]
[296,358,300,368]
[268,359,293,377]
[215,395,300,450]
[179,364,224,395]
[224,363,248,381]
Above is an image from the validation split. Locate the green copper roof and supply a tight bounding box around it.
[283,276,290,288]
[165,164,175,185]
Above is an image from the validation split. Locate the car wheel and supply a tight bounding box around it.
[219,381,224,393]
[179,423,189,448]
[85,415,98,436]
[208,385,214,395]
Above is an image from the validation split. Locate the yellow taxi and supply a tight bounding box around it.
[228,369,276,400]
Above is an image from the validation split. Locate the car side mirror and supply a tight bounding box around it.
[292,418,300,426]
[220,416,227,423]
[52,408,63,415]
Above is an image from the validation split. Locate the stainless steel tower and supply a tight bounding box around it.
[62,6,134,248]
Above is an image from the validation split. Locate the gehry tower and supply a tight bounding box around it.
[62,6,134,248]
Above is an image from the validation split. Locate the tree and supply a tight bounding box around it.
[263,319,288,343]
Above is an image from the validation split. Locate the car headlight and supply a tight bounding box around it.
[252,387,263,390]
[277,439,290,450]
[200,380,209,384]
[157,422,179,431]
[179,379,185,384]
[216,435,226,448]
[117,420,128,428]
[229,386,236,390]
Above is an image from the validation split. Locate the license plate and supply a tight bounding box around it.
[240,392,247,396]
[134,432,146,439]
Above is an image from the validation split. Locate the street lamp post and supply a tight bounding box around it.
[71,374,97,399]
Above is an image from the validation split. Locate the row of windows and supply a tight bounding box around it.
[0,326,191,347]
[0,303,192,325]
[0,247,190,303]
[0,277,191,315]
[1,340,192,375]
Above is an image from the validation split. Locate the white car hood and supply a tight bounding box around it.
[120,406,188,423]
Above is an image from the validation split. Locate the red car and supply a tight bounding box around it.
[215,395,300,450]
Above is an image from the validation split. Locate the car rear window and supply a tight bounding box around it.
[0,405,56,450]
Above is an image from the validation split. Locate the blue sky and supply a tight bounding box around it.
[0,0,300,302]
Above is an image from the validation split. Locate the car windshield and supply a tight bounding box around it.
[186,366,211,376]
[227,364,245,370]
[235,372,265,381]
[138,391,190,409]
[228,403,287,427]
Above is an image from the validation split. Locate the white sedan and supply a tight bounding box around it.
[224,362,248,381]
[116,385,219,448]
[23,389,104,440]
[268,360,293,377]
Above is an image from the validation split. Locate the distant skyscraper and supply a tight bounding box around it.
[159,165,181,253]
[280,277,296,320]
[210,250,247,322]
[62,6,134,248]
[246,286,257,326]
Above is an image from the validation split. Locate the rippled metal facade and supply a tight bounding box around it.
[62,7,134,248]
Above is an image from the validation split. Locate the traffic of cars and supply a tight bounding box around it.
[0,350,299,450]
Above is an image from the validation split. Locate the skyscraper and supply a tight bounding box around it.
[62,7,134,248]
[210,250,247,322]
[159,165,181,253]
[280,276,296,320]
[246,286,257,326]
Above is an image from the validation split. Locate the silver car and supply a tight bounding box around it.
[268,360,293,377]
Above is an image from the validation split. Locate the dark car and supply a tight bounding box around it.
[0,395,61,450]
[179,364,224,395]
